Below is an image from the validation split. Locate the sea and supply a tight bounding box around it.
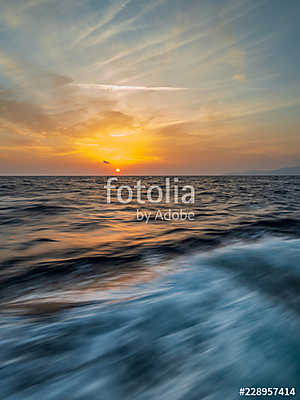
[0,175,300,399]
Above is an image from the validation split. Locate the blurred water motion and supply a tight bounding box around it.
[1,176,300,399]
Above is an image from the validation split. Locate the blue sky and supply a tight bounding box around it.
[0,0,299,174]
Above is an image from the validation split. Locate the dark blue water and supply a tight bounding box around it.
[1,176,300,399]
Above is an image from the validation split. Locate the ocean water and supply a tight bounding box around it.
[1,176,300,399]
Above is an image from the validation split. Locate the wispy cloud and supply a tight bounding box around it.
[72,0,132,46]
[71,83,188,92]
[80,0,168,48]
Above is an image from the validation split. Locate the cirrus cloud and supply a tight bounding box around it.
[70,83,189,92]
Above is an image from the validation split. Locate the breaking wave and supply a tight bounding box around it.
[1,238,300,399]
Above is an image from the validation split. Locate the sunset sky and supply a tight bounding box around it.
[0,0,299,175]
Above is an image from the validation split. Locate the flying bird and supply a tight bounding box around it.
[103,160,110,164]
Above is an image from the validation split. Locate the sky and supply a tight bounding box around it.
[0,0,299,175]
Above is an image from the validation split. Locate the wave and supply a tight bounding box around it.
[1,238,300,399]
[23,204,73,215]
[190,237,300,313]
[1,219,300,303]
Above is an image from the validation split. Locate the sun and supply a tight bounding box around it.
[115,168,121,173]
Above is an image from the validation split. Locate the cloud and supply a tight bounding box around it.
[80,0,169,48]
[59,110,138,139]
[233,73,247,82]
[0,98,55,134]
[71,83,188,92]
[0,50,74,109]
[73,0,133,46]
[110,131,136,137]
